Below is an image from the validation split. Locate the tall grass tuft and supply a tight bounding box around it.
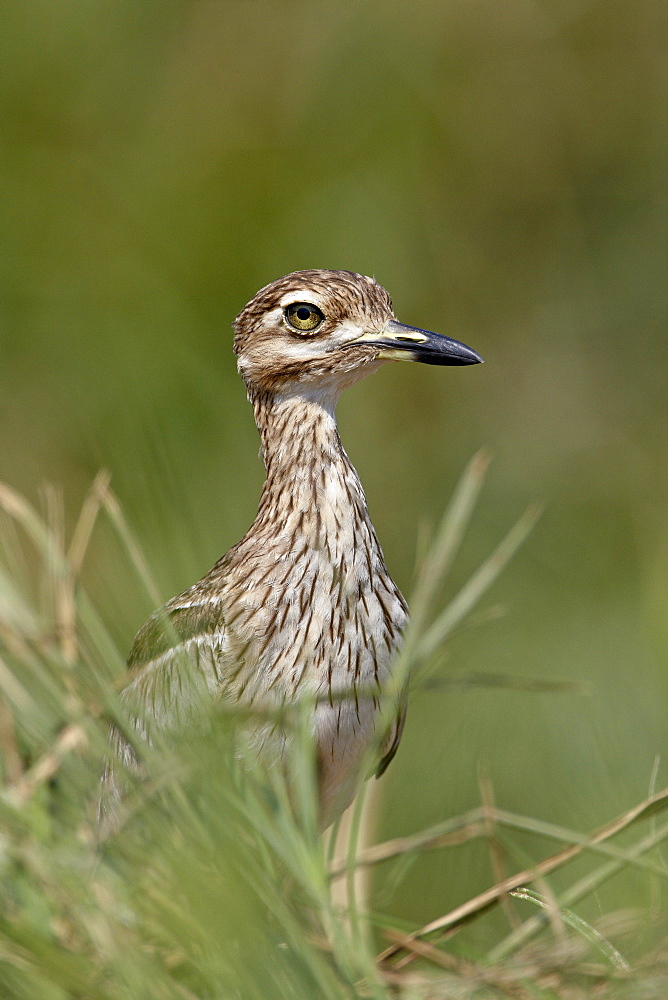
[0,461,665,998]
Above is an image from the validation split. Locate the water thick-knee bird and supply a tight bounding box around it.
[103,269,482,827]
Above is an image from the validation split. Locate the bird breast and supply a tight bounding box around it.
[216,495,408,825]
[220,497,408,711]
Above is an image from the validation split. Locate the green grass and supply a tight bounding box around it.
[0,460,665,999]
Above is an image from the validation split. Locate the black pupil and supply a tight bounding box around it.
[296,307,311,321]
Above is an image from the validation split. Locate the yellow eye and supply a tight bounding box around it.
[285,302,325,333]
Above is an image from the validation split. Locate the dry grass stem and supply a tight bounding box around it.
[8,722,88,806]
[379,787,668,966]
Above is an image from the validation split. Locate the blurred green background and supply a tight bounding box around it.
[2,0,665,942]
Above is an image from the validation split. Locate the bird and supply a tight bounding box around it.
[103,269,482,828]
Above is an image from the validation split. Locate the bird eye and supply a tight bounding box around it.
[284,302,325,333]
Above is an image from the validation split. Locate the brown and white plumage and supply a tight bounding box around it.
[104,269,482,826]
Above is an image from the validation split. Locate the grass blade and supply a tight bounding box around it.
[510,887,631,971]
[416,502,542,666]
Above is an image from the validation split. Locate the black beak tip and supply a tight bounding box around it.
[423,345,484,366]
[448,340,484,366]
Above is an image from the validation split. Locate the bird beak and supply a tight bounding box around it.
[348,319,483,366]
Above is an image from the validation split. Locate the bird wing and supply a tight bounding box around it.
[99,592,231,820]
[120,593,230,735]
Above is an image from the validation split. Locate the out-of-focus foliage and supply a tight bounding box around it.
[1,0,666,985]
[0,468,664,998]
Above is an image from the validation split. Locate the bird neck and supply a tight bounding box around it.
[249,387,367,528]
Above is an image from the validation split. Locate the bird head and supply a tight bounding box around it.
[234,269,482,401]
